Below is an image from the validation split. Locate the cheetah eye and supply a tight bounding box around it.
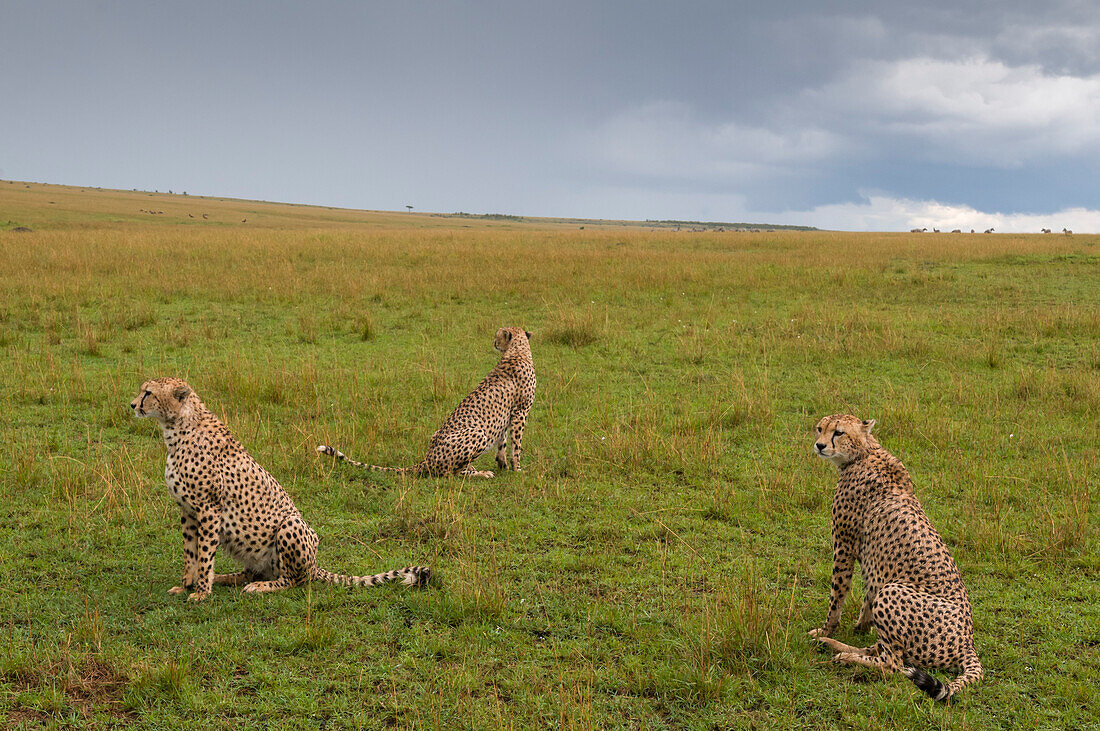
[834,430,845,437]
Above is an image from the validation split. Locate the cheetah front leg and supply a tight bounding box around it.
[169,511,201,595]
[186,507,221,602]
[809,538,857,639]
[507,407,531,471]
[495,428,509,472]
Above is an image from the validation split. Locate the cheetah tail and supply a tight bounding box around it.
[317,446,427,475]
[310,565,431,588]
[368,460,429,475]
[316,444,372,470]
[903,657,982,702]
[902,667,950,702]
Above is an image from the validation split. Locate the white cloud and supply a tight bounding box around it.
[593,52,1100,188]
[772,192,1100,232]
[815,55,1100,164]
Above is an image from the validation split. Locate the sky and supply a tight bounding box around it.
[3,1,1100,231]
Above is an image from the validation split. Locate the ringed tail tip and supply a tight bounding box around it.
[404,566,432,586]
[903,667,951,702]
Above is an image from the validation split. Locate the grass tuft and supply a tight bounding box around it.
[544,308,601,347]
[357,313,377,341]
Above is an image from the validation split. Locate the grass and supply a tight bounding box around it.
[0,181,1098,728]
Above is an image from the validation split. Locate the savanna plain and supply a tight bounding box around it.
[1,182,1097,729]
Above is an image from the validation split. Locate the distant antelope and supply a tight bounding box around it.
[933,228,940,233]
[984,228,994,234]
[241,219,247,223]
[188,213,194,218]
[1063,228,1073,235]
[1041,228,1051,234]
[970,229,975,233]
[909,227,927,233]
[202,214,208,219]
[951,229,961,233]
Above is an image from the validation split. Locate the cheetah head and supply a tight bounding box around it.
[813,414,879,467]
[494,327,532,354]
[131,377,194,422]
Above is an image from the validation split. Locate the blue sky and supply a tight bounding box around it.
[3,1,1100,231]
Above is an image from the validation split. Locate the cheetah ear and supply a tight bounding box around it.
[172,384,193,402]
[524,330,532,340]
[861,419,876,434]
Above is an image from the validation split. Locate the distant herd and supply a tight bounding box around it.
[909,226,1073,234]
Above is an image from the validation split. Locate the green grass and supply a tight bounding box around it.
[0,182,1098,728]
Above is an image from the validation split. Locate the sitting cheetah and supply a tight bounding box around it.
[132,377,429,602]
[809,414,982,701]
[318,327,536,479]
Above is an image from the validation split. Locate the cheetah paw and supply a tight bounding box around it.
[168,585,189,595]
[187,591,211,602]
[808,627,830,639]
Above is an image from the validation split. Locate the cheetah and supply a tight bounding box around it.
[808,414,982,702]
[318,327,536,479]
[132,377,430,602]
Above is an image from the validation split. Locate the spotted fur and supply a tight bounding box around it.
[132,377,429,601]
[809,414,982,701]
[318,327,536,479]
